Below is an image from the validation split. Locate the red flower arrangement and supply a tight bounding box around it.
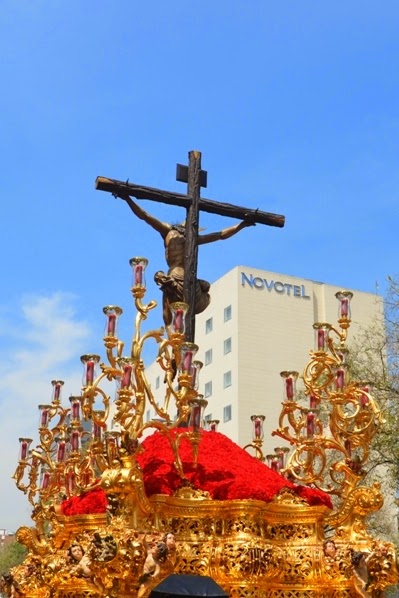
[60,429,332,516]
[60,487,108,516]
[137,429,333,509]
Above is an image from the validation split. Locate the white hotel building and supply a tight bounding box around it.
[146,266,383,455]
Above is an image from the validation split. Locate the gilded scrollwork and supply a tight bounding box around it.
[366,542,398,594]
[279,547,314,582]
[225,518,261,535]
[265,523,313,541]
[173,541,209,576]
[9,276,398,597]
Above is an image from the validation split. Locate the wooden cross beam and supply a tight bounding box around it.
[95,150,285,342]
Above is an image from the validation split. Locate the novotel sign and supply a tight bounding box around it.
[241,272,311,299]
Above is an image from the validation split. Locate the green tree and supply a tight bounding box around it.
[348,276,399,542]
[0,540,27,577]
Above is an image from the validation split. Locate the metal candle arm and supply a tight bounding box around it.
[273,294,383,502]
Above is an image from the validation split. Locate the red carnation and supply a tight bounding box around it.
[137,429,332,509]
[61,487,108,516]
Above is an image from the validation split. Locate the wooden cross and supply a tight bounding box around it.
[95,150,285,342]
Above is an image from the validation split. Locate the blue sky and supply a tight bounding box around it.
[1,1,399,531]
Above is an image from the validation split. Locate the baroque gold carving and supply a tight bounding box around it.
[9,281,398,597]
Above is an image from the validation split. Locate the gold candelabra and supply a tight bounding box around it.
[9,272,398,598]
[273,291,383,501]
[13,257,206,529]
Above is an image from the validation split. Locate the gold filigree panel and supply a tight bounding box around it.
[279,548,314,582]
[173,541,209,576]
[265,523,313,541]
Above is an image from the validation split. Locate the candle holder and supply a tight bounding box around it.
[251,414,266,440]
[266,454,280,471]
[129,257,148,295]
[243,415,266,461]
[274,446,290,470]
[190,360,203,391]
[336,290,353,325]
[179,342,199,376]
[38,405,51,429]
[103,305,123,342]
[280,371,299,401]
[80,354,101,387]
[167,302,189,340]
[313,323,331,353]
[18,438,32,462]
[69,396,82,422]
[116,357,135,390]
[188,396,208,431]
[51,380,64,404]
[206,419,220,432]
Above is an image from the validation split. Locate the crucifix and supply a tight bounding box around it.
[95,150,285,342]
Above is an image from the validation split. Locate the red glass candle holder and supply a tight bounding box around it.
[280,371,299,401]
[129,257,148,288]
[69,430,81,452]
[313,323,330,352]
[67,472,76,495]
[306,411,315,438]
[335,290,353,320]
[270,457,279,471]
[335,368,345,390]
[207,419,220,432]
[169,302,189,336]
[188,396,207,431]
[38,404,51,429]
[51,380,64,403]
[69,396,82,422]
[103,305,123,338]
[251,415,265,440]
[274,446,290,469]
[40,469,51,490]
[179,342,199,375]
[190,360,203,390]
[93,421,105,442]
[80,354,101,386]
[19,437,32,461]
[56,439,67,462]
[117,357,135,389]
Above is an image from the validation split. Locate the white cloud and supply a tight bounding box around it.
[0,292,93,533]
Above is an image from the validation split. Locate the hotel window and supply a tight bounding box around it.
[224,337,232,355]
[204,381,213,398]
[204,413,212,423]
[205,349,213,366]
[224,305,232,322]
[146,409,151,422]
[155,376,160,389]
[205,317,213,334]
[223,371,232,388]
[223,405,232,422]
